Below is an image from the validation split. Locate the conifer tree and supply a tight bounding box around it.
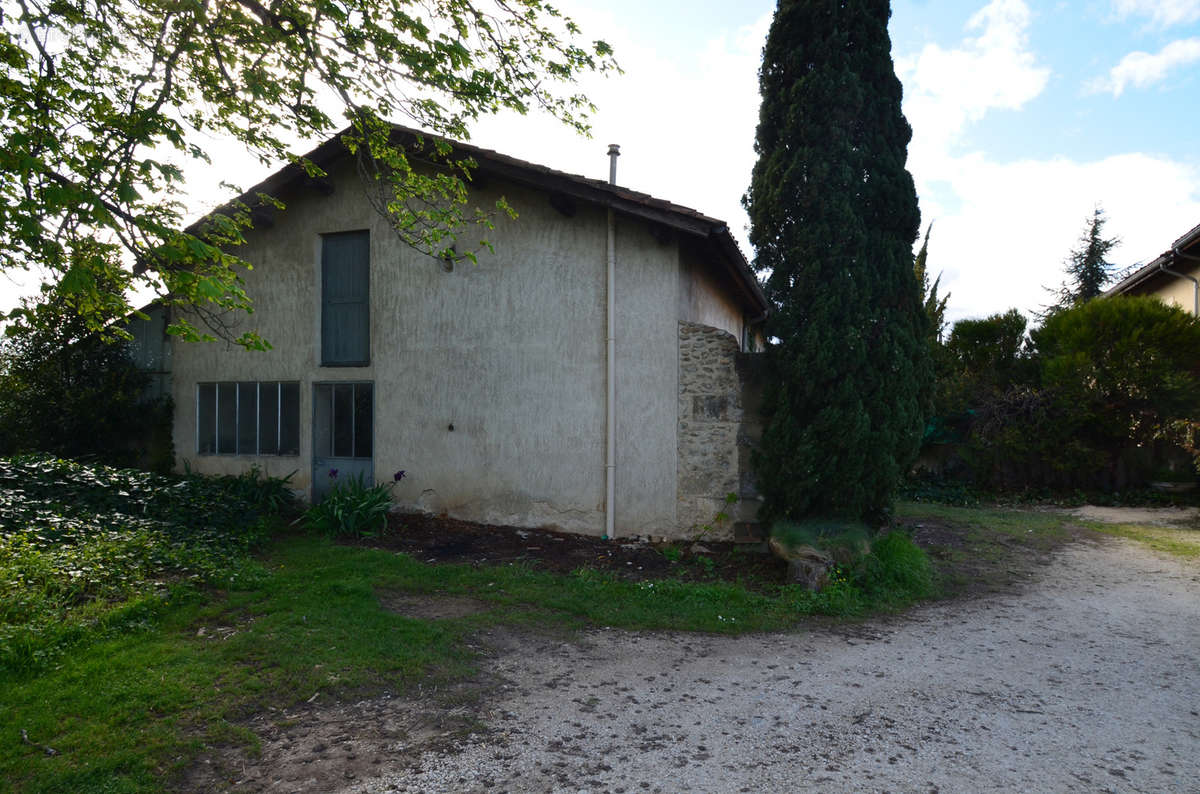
[1044,206,1120,315]
[744,0,930,524]
[914,225,950,344]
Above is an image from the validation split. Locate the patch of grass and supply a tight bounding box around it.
[1,527,944,792]
[0,456,289,674]
[894,501,1084,597]
[1084,521,1200,559]
[0,535,469,793]
[896,501,1073,552]
[0,456,945,792]
[769,518,871,560]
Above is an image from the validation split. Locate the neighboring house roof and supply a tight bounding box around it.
[193,124,770,318]
[1106,219,1200,297]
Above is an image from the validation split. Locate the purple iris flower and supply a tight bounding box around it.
[394,470,406,482]
[328,468,338,479]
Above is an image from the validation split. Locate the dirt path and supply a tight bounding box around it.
[342,535,1200,793]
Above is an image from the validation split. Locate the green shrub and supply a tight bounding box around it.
[929,297,1200,492]
[770,518,872,563]
[304,473,395,539]
[212,465,297,514]
[0,455,291,673]
[852,530,935,606]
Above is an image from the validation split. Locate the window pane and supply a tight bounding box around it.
[197,383,216,454]
[313,383,331,458]
[237,382,258,455]
[353,383,372,458]
[217,383,237,454]
[279,382,300,456]
[332,383,354,458]
[321,231,370,365]
[258,383,279,455]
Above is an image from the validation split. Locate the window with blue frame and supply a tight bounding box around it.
[197,381,299,455]
[321,230,370,366]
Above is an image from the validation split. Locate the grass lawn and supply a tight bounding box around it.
[3,529,940,792]
[9,458,1192,793]
[1,457,940,793]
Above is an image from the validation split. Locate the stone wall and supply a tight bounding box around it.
[676,322,763,539]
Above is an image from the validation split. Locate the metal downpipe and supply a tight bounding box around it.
[605,144,620,540]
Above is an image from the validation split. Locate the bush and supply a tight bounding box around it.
[0,292,174,472]
[768,520,935,610]
[926,297,1200,492]
[770,518,871,564]
[304,472,396,539]
[0,455,292,673]
[852,530,935,605]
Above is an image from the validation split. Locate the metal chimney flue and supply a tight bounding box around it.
[607,144,620,185]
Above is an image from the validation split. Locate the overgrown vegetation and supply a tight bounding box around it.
[769,518,871,562]
[0,288,173,471]
[304,470,401,539]
[0,456,289,674]
[922,296,1200,491]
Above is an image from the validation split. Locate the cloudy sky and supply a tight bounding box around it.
[465,0,1200,324]
[25,0,1194,326]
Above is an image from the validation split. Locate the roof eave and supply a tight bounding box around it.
[183,124,770,317]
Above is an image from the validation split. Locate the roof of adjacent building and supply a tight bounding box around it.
[197,124,770,317]
[1106,219,1200,297]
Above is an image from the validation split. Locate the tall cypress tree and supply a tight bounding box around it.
[744,0,930,524]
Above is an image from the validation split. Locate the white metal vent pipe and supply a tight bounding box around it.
[605,144,620,540]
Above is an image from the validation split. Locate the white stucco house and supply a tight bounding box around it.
[139,126,769,539]
[1105,219,1200,316]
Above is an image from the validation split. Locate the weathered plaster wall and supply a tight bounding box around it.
[678,241,745,344]
[171,158,681,536]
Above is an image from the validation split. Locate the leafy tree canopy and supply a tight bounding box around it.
[1,0,615,346]
[0,276,172,469]
[1032,295,1200,446]
[945,309,1030,392]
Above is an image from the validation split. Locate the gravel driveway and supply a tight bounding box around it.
[346,534,1200,793]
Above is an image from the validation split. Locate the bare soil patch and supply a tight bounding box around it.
[179,685,485,793]
[349,511,788,587]
[1070,504,1200,526]
[376,592,491,620]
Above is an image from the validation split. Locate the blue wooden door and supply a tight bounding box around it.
[312,382,373,502]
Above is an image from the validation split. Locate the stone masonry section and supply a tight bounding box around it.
[676,322,763,539]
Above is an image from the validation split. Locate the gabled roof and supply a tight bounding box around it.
[196,124,770,318]
[1106,219,1200,296]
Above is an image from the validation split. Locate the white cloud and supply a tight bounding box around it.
[1089,37,1200,96]
[897,2,1200,323]
[925,152,1200,325]
[896,0,1049,159]
[1112,0,1200,28]
[468,4,772,246]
